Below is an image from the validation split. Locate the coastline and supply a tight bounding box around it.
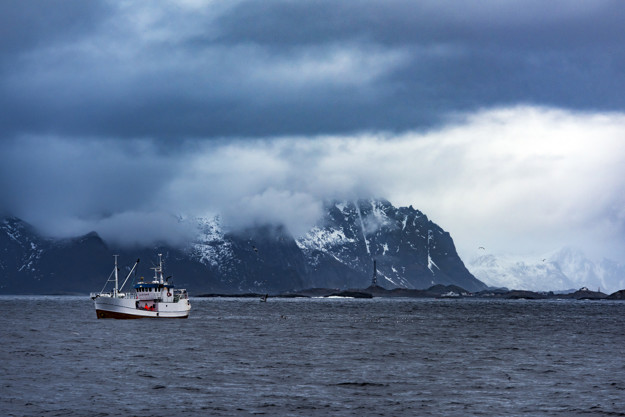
[197,285,625,300]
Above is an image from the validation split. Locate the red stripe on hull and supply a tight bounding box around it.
[95,309,189,319]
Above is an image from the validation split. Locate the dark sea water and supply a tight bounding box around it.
[1,296,624,417]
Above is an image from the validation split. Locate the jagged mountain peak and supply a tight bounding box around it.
[296,199,485,291]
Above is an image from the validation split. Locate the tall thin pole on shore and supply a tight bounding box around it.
[372,260,377,286]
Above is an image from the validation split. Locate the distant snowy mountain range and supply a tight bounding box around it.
[467,247,625,294]
[0,199,486,294]
[5,199,621,295]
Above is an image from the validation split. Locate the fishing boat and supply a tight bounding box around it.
[91,254,191,319]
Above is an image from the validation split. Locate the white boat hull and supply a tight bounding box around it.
[94,296,190,319]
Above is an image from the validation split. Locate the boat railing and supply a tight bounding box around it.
[91,291,136,299]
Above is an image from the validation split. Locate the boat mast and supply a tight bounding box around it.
[158,253,164,284]
[113,254,119,297]
[150,254,165,284]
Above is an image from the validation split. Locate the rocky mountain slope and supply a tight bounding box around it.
[1,199,487,294]
[295,200,484,290]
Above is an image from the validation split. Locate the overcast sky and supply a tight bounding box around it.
[1,0,624,265]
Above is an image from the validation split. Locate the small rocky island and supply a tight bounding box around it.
[198,285,623,300]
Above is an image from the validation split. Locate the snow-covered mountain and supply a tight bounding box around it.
[467,247,625,293]
[1,199,487,294]
[177,199,486,292]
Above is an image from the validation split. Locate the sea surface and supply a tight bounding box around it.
[1,296,624,417]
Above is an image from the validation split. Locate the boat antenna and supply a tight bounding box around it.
[159,253,164,284]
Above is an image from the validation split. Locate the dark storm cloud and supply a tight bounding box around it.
[1,0,624,139]
[0,136,180,218]
[0,135,197,246]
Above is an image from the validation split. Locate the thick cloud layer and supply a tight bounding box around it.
[1,107,624,263]
[1,1,624,139]
[0,2,623,277]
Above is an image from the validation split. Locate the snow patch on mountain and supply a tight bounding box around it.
[1,217,46,273]
[187,216,234,268]
[427,254,439,274]
[354,202,370,254]
[296,227,356,253]
[335,202,348,213]
[3,217,32,246]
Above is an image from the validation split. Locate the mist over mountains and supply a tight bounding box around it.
[468,247,625,294]
[4,198,621,295]
[0,199,485,294]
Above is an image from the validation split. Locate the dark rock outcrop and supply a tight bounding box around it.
[607,290,625,300]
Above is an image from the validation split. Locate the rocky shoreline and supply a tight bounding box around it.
[197,285,625,300]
